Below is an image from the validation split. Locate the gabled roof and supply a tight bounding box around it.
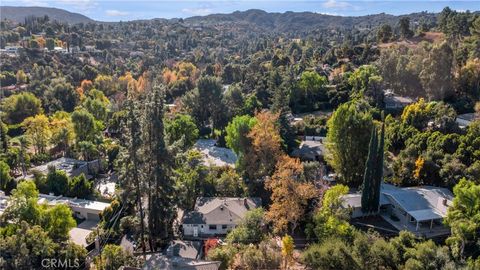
[182,197,261,225]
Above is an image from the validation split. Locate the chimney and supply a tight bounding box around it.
[244,198,249,210]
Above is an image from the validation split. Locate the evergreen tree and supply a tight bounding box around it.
[121,91,147,255]
[361,118,385,214]
[372,121,385,211]
[361,126,378,213]
[142,84,176,250]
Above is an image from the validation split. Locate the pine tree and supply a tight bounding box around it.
[121,91,147,256]
[142,84,176,250]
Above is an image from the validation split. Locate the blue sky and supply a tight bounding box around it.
[2,1,479,21]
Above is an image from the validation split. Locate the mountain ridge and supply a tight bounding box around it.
[0,6,94,24]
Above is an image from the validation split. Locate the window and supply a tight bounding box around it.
[222,225,228,230]
[209,225,217,230]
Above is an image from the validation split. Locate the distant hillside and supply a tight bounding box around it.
[185,9,438,33]
[0,6,94,24]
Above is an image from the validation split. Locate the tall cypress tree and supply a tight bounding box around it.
[361,117,385,214]
[372,121,385,211]
[361,126,377,213]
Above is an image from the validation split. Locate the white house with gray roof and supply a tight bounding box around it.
[182,197,261,238]
[342,183,453,237]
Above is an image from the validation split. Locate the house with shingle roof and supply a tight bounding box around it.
[182,197,261,238]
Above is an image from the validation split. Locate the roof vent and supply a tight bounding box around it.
[442,198,448,206]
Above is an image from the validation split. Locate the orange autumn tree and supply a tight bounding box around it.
[245,110,283,180]
[266,155,317,235]
[76,79,93,99]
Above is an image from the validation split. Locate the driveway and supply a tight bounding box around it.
[69,220,98,246]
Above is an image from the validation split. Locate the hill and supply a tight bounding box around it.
[0,6,94,24]
[184,9,438,33]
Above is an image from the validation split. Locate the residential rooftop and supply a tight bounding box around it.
[183,197,261,225]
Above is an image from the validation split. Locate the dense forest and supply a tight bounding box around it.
[0,6,479,270]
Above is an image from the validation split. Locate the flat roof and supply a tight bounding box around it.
[408,209,443,221]
[38,193,110,211]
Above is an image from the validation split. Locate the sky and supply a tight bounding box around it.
[1,0,479,22]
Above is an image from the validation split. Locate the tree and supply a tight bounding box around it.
[244,111,283,180]
[223,84,245,119]
[266,156,316,234]
[41,203,76,241]
[22,114,51,155]
[165,114,199,149]
[444,178,480,258]
[95,244,140,270]
[46,78,79,112]
[121,91,147,256]
[420,42,454,101]
[46,38,55,50]
[226,208,265,244]
[225,115,257,156]
[281,235,294,269]
[456,58,480,100]
[1,180,41,225]
[302,237,359,270]
[196,76,226,130]
[311,185,353,242]
[348,65,383,107]
[50,112,74,156]
[403,240,454,270]
[142,84,176,249]
[71,109,98,142]
[1,92,42,124]
[291,71,328,112]
[0,118,8,152]
[377,24,393,43]
[0,160,13,191]
[46,168,69,196]
[471,16,480,37]
[361,121,385,214]
[361,127,378,213]
[68,174,92,199]
[326,99,373,187]
[0,222,57,269]
[15,70,27,84]
[174,150,209,210]
[399,17,413,39]
[82,93,109,123]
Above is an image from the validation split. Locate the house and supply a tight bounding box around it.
[0,191,109,221]
[342,183,453,237]
[38,193,110,221]
[194,139,237,167]
[456,113,479,128]
[384,90,414,111]
[27,157,101,180]
[53,46,67,53]
[0,191,8,217]
[182,197,261,238]
[291,137,326,161]
[166,240,202,259]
